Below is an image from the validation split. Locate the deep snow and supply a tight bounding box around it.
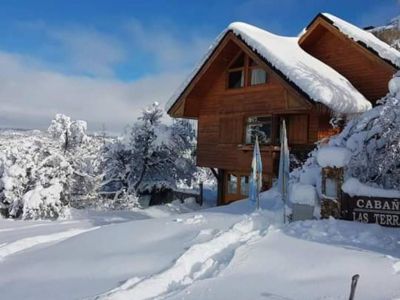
[0,190,399,300]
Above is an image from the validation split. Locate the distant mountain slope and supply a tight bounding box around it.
[368,16,400,50]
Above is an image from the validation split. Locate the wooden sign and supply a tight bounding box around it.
[341,193,400,227]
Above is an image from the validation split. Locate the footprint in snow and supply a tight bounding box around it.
[184,215,205,225]
[173,215,205,225]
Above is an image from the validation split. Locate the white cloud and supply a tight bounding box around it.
[47,27,127,77]
[0,51,187,133]
[125,19,212,71]
[13,20,128,77]
[0,19,212,132]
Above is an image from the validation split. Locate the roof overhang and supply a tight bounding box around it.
[167,31,314,118]
[299,13,399,71]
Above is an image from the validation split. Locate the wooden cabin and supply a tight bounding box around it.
[166,13,400,205]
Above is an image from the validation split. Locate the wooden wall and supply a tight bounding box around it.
[300,23,395,104]
[186,39,325,178]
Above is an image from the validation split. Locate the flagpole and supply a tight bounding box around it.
[281,119,287,224]
[283,161,286,224]
[256,135,260,211]
[257,173,260,210]
[282,122,285,224]
[249,135,262,211]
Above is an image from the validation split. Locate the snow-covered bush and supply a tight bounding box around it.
[0,133,72,219]
[0,115,106,219]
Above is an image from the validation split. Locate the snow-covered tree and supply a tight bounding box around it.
[48,114,88,151]
[329,72,400,189]
[0,134,73,219]
[103,102,197,201]
[0,114,107,219]
[292,72,400,194]
[0,105,197,218]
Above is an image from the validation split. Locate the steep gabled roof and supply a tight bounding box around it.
[166,21,371,116]
[301,13,400,69]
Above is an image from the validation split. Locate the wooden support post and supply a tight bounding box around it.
[199,182,204,206]
[217,169,225,206]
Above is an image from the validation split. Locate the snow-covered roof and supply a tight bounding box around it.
[321,13,400,69]
[166,21,372,115]
[228,22,371,114]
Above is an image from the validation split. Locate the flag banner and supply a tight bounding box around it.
[249,136,263,209]
[278,120,290,222]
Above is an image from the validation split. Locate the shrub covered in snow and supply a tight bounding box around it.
[0,116,106,219]
[0,132,71,218]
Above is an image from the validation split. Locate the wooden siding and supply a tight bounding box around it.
[190,39,322,180]
[300,21,396,104]
[167,17,399,204]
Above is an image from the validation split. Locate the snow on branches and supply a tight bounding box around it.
[103,102,197,202]
[329,72,400,189]
[0,105,198,219]
[48,114,88,151]
[0,115,105,219]
[291,72,400,203]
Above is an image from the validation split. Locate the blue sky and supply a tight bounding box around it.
[0,0,399,132]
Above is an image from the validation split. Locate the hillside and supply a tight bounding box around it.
[369,16,400,50]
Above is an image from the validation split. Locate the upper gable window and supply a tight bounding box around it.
[228,70,244,89]
[249,59,267,85]
[227,53,267,89]
[227,53,245,89]
[250,68,267,85]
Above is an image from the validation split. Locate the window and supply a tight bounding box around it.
[225,173,250,199]
[250,68,267,85]
[249,58,267,86]
[228,70,244,89]
[241,176,249,196]
[230,53,244,68]
[227,53,267,89]
[227,54,245,89]
[227,174,238,194]
[245,116,272,144]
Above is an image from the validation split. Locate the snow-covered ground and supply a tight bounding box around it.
[0,190,399,300]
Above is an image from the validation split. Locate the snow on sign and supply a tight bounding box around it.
[341,194,400,227]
